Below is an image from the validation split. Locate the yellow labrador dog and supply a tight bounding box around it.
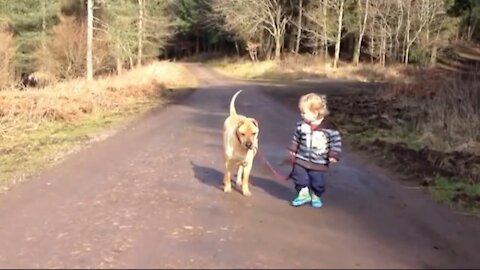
[223,90,259,196]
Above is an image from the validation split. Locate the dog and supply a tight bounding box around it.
[223,90,259,196]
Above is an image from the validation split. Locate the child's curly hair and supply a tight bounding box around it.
[298,92,330,119]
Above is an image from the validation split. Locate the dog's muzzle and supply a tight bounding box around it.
[245,141,253,149]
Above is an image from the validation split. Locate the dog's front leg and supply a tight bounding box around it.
[236,164,243,187]
[223,160,233,193]
[241,151,255,196]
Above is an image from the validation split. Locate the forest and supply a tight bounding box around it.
[0,0,479,87]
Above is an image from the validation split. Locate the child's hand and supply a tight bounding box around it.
[288,151,296,163]
[329,157,338,163]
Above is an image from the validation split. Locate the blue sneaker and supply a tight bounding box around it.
[311,193,323,208]
[291,187,311,207]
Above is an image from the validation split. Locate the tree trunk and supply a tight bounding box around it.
[378,29,383,66]
[353,39,361,65]
[202,35,208,53]
[394,4,403,62]
[274,5,285,61]
[381,29,387,67]
[333,0,345,68]
[404,0,411,65]
[116,58,123,75]
[41,0,46,48]
[295,0,303,54]
[196,29,200,54]
[353,0,369,66]
[314,35,319,56]
[430,42,437,66]
[275,35,282,60]
[86,0,93,81]
[234,40,240,56]
[266,37,273,60]
[466,7,474,41]
[288,30,296,52]
[388,38,393,65]
[405,45,410,64]
[369,18,375,63]
[322,0,328,58]
[137,0,144,68]
[429,28,441,66]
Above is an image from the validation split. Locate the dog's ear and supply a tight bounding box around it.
[251,118,258,127]
[237,119,245,129]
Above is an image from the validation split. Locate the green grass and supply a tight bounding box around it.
[378,127,425,150]
[342,123,480,214]
[0,100,157,188]
[430,176,480,214]
[343,124,425,151]
[346,128,480,214]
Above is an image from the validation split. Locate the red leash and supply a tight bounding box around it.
[256,148,292,181]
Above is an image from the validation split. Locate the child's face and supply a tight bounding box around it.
[300,108,318,123]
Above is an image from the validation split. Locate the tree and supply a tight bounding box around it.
[0,0,59,75]
[138,0,172,63]
[303,0,334,57]
[104,0,137,74]
[404,0,445,64]
[428,8,458,65]
[214,0,290,60]
[447,0,480,41]
[104,0,172,71]
[369,0,393,66]
[303,0,347,65]
[392,0,404,62]
[294,0,303,54]
[171,0,203,54]
[353,0,369,65]
[137,0,144,67]
[333,0,345,68]
[0,20,15,88]
[86,0,93,80]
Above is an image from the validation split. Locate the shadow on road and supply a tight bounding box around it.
[190,161,293,202]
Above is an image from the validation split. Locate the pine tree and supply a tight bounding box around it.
[104,0,171,71]
[0,0,59,75]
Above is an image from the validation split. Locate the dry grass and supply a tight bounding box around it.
[423,78,479,153]
[386,72,480,154]
[0,61,196,123]
[0,30,15,89]
[208,54,413,83]
[0,61,197,187]
[344,70,480,154]
[36,15,115,80]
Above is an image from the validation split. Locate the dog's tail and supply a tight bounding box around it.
[229,90,242,116]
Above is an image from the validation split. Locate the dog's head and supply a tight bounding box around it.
[236,118,259,150]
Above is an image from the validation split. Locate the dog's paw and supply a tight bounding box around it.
[223,185,232,193]
[242,189,252,197]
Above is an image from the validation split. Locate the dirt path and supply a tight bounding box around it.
[0,64,479,269]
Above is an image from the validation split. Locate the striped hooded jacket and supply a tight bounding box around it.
[288,117,342,171]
